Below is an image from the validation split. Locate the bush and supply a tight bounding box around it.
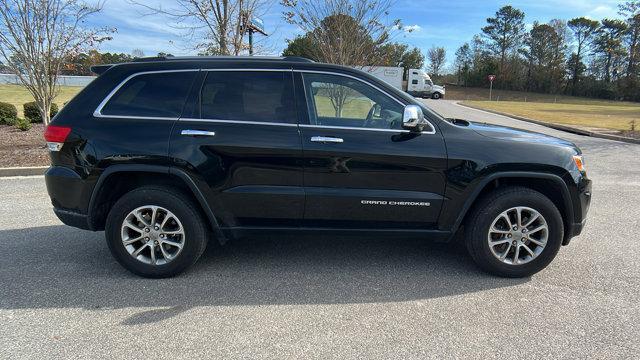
[4,116,18,126]
[23,102,59,123]
[51,103,59,118]
[0,102,18,125]
[15,117,32,131]
[23,102,40,122]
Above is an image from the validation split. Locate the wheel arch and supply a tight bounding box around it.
[448,172,574,245]
[87,165,225,242]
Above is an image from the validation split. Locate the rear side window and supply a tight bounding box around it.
[100,71,196,118]
[200,71,295,123]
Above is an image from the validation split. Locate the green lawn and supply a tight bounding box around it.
[1,83,375,120]
[4,82,637,132]
[0,84,82,118]
[446,85,640,132]
[314,95,372,119]
[445,84,640,106]
[462,100,640,132]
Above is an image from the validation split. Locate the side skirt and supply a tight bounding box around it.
[220,227,452,242]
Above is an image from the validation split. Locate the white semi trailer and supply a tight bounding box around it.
[355,66,446,99]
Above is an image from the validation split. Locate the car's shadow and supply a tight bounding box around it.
[0,226,528,325]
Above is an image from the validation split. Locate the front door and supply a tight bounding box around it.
[297,71,447,229]
[170,69,304,228]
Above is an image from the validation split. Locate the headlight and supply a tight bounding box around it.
[573,155,586,173]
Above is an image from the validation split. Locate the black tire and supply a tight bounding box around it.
[105,186,208,278]
[464,186,563,278]
[431,92,442,100]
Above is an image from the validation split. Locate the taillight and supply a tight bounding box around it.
[44,125,71,151]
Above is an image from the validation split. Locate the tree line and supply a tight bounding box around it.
[454,3,640,101]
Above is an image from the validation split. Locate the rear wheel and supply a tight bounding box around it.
[464,186,563,277]
[105,186,208,278]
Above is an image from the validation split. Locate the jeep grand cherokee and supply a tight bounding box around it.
[44,56,591,278]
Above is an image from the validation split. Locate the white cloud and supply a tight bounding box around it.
[587,5,618,19]
[98,31,188,56]
[404,24,422,33]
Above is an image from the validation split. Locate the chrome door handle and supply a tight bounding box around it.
[181,129,216,137]
[310,136,344,143]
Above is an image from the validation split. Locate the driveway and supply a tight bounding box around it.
[1,101,639,359]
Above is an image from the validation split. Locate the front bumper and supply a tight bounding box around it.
[563,175,591,245]
[53,208,92,230]
[571,218,587,236]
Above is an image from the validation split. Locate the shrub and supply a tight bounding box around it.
[23,102,59,123]
[23,102,40,122]
[4,116,18,126]
[16,117,32,131]
[51,103,59,118]
[0,102,18,125]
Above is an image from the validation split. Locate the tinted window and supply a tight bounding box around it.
[200,71,295,123]
[101,71,196,118]
[302,73,404,130]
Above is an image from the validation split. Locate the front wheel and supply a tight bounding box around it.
[105,186,209,278]
[464,187,564,277]
[431,92,442,100]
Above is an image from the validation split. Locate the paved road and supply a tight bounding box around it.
[1,100,639,359]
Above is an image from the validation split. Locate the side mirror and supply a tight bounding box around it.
[372,103,382,117]
[402,105,426,131]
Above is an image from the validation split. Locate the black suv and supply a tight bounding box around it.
[44,56,591,278]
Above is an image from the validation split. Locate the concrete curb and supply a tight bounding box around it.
[0,166,48,177]
[458,102,640,145]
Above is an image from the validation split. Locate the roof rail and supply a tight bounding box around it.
[281,56,314,63]
[131,55,314,63]
[131,56,172,63]
[90,64,113,75]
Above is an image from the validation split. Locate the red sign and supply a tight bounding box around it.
[488,75,496,82]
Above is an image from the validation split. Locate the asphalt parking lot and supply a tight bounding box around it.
[1,100,639,359]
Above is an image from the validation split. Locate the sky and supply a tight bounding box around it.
[92,0,626,69]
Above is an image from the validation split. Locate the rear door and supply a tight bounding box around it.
[297,71,447,229]
[170,69,304,228]
[90,69,198,168]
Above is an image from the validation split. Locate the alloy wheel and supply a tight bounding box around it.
[487,206,548,265]
[120,205,185,265]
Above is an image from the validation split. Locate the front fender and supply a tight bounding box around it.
[441,171,575,239]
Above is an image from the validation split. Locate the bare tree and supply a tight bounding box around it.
[281,0,401,66]
[427,46,446,77]
[0,0,110,124]
[129,0,270,56]
[281,0,402,117]
[131,48,145,59]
